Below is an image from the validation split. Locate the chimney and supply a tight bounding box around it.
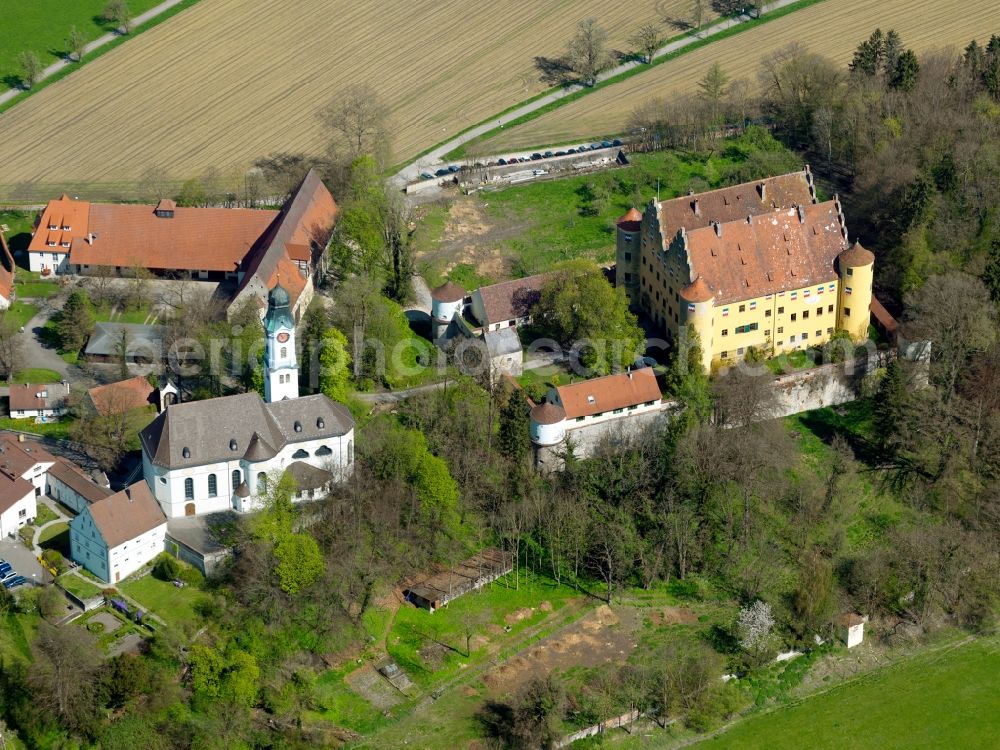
[757,182,766,201]
[714,221,722,237]
[17,434,24,443]
[797,204,806,223]
[692,199,701,216]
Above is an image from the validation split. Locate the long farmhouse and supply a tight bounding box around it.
[27,169,338,320]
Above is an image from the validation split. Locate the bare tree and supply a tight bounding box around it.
[0,315,22,379]
[318,83,391,164]
[137,165,172,201]
[103,0,133,34]
[16,51,43,90]
[630,22,661,64]
[27,622,101,731]
[67,26,87,63]
[692,0,706,30]
[566,18,610,87]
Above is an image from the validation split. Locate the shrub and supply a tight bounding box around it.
[87,620,105,633]
[152,553,182,582]
[41,549,68,575]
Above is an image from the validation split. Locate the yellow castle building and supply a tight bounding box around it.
[616,169,873,372]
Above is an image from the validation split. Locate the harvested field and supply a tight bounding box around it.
[0,0,712,199]
[476,0,1000,152]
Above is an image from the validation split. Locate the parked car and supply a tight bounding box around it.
[497,158,507,165]
[590,143,602,150]
[612,139,623,146]
[3,576,27,590]
[518,156,529,163]
[530,153,542,160]
[543,150,554,158]
[555,151,566,156]
[567,148,577,154]
[447,165,460,173]
[0,562,12,577]
[420,172,434,180]
[600,140,612,148]
[434,168,450,177]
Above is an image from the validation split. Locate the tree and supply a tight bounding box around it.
[498,387,530,463]
[103,0,133,34]
[698,62,730,123]
[510,675,566,750]
[566,18,610,87]
[274,533,324,595]
[152,552,183,581]
[16,51,43,90]
[67,26,87,63]
[174,178,207,207]
[534,260,645,376]
[27,622,102,732]
[902,272,998,400]
[318,327,351,402]
[883,29,903,74]
[318,83,391,164]
[849,28,885,77]
[790,549,835,640]
[691,0,705,30]
[984,238,1000,303]
[630,22,660,64]
[889,49,919,91]
[0,314,22,379]
[56,289,95,353]
[873,358,907,451]
[736,599,775,664]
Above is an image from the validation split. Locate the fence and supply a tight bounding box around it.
[556,710,641,747]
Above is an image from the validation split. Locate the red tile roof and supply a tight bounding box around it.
[431,281,466,302]
[47,458,113,504]
[656,171,815,236]
[0,475,35,515]
[681,201,847,305]
[87,481,166,548]
[839,241,874,267]
[9,383,68,413]
[87,376,155,416]
[617,207,642,231]
[0,433,56,481]
[680,276,713,303]
[554,367,661,419]
[531,402,566,424]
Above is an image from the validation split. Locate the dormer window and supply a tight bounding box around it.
[316,417,325,429]
[62,225,71,231]
[293,421,302,433]
[229,438,238,451]
[47,241,56,247]
[587,395,596,404]
[48,224,57,230]
[182,447,191,459]
[60,241,70,248]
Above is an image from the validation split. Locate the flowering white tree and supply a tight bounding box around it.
[737,600,775,655]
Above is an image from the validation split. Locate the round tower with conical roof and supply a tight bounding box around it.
[529,400,567,473]
[615,207,643,307]
[836,242,874,341]
[264,282,299,403]
[679,276,715,372]
[430,281,466,342]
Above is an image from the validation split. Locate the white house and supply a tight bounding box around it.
[140,283,355,519]
[470,273,550,332]
[8,382,70,420]
[69,481,167,584]
[0,433,56,497]
[0,479,36,538]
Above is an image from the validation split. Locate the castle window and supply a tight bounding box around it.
[802,310,809,319]
[847,268,854,276]
[232,469,241,492]
[828,304,834,313]
[624,272,632,282]
[737,347,744,355]
[802,332,809,340]
[722,329,728,337]
[816,330,821,338]
[827,327,833,334]
[791,313,797,321]
[789,335,796,342]
[765,309,772,318]
[778,306,784,314]
[817,307,823,316]
[739,304,745,313]
[208,474,217,498]
[576,416,585,422]
[624,252,631,261]
[777,340,783,346]
[184,478,194,500]
[844,308,851,317]
[721,351,729,359]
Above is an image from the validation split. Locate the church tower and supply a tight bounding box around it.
[263,283,298,402]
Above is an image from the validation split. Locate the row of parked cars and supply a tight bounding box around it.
[419,139,624,180]
[0,559,28,590]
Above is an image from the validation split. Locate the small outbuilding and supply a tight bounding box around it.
[838,612,866,648]
[405,548,513,612]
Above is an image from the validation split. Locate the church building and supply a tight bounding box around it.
[140,284,354,518]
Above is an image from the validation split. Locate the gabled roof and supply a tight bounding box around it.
[8,383,67,413]
[84,481,166,548]
[84,322,165,358]
[0,433,56,479]
[140,392,353,470]
[27,194,91,253]
[285,461,333,491]
[0,476,35,514]
[655,170,815,236]
[87,376,156,416]
[483,326,521,358]
[234,169,339,309]
[681,201,847,305]
[47,459,114,504]
[474,272,552,326]
[552,367,661,420]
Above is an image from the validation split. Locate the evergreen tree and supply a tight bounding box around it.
[56,290,95,353]
[664,325,712,430]
[874,358,907,451]
[882,29,903,75]
[849,28,884,77]
[964,39,984,76]
[889,49,920,92]
[983,238,1000,303]
[498,387,530,463]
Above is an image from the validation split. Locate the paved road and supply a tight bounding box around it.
[0,0,189,107]
[355,380,450,406]
[20,304,71,381]
[392,0,800,188]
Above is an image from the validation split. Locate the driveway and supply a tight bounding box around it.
[0,534,46,587]
[21,305,71,381]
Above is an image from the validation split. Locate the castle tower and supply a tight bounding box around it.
[836,242,874,341]
[263,283,298,402]
[529,401,566,473]
[430,281,466,343]
[679,276,715,373]
[615,207,643,306]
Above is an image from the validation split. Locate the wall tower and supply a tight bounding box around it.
[836,242,874,341]
[679,276,715,373]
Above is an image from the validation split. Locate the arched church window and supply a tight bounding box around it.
[208,474,217,498]
[184,477,194,500]
[232,469,241,492]
[315,445,333,457]
[280,346,287,358]
[256,472,267,493]
[292,449,309,459]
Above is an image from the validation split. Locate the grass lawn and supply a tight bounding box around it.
[14,280,59,300]
[4,301,39,329]
[94,301,155,324]
[120,574,209,633]
[309,665,393,736]
[479,132,801,276]
[0,417,73,440]
[30,501,59,527]
[693,636,1000,750]
[57,573,104,601]
[37,521,70,556]
[10,367,63,384]
[0,611,41,666]
[0,0,165,91]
